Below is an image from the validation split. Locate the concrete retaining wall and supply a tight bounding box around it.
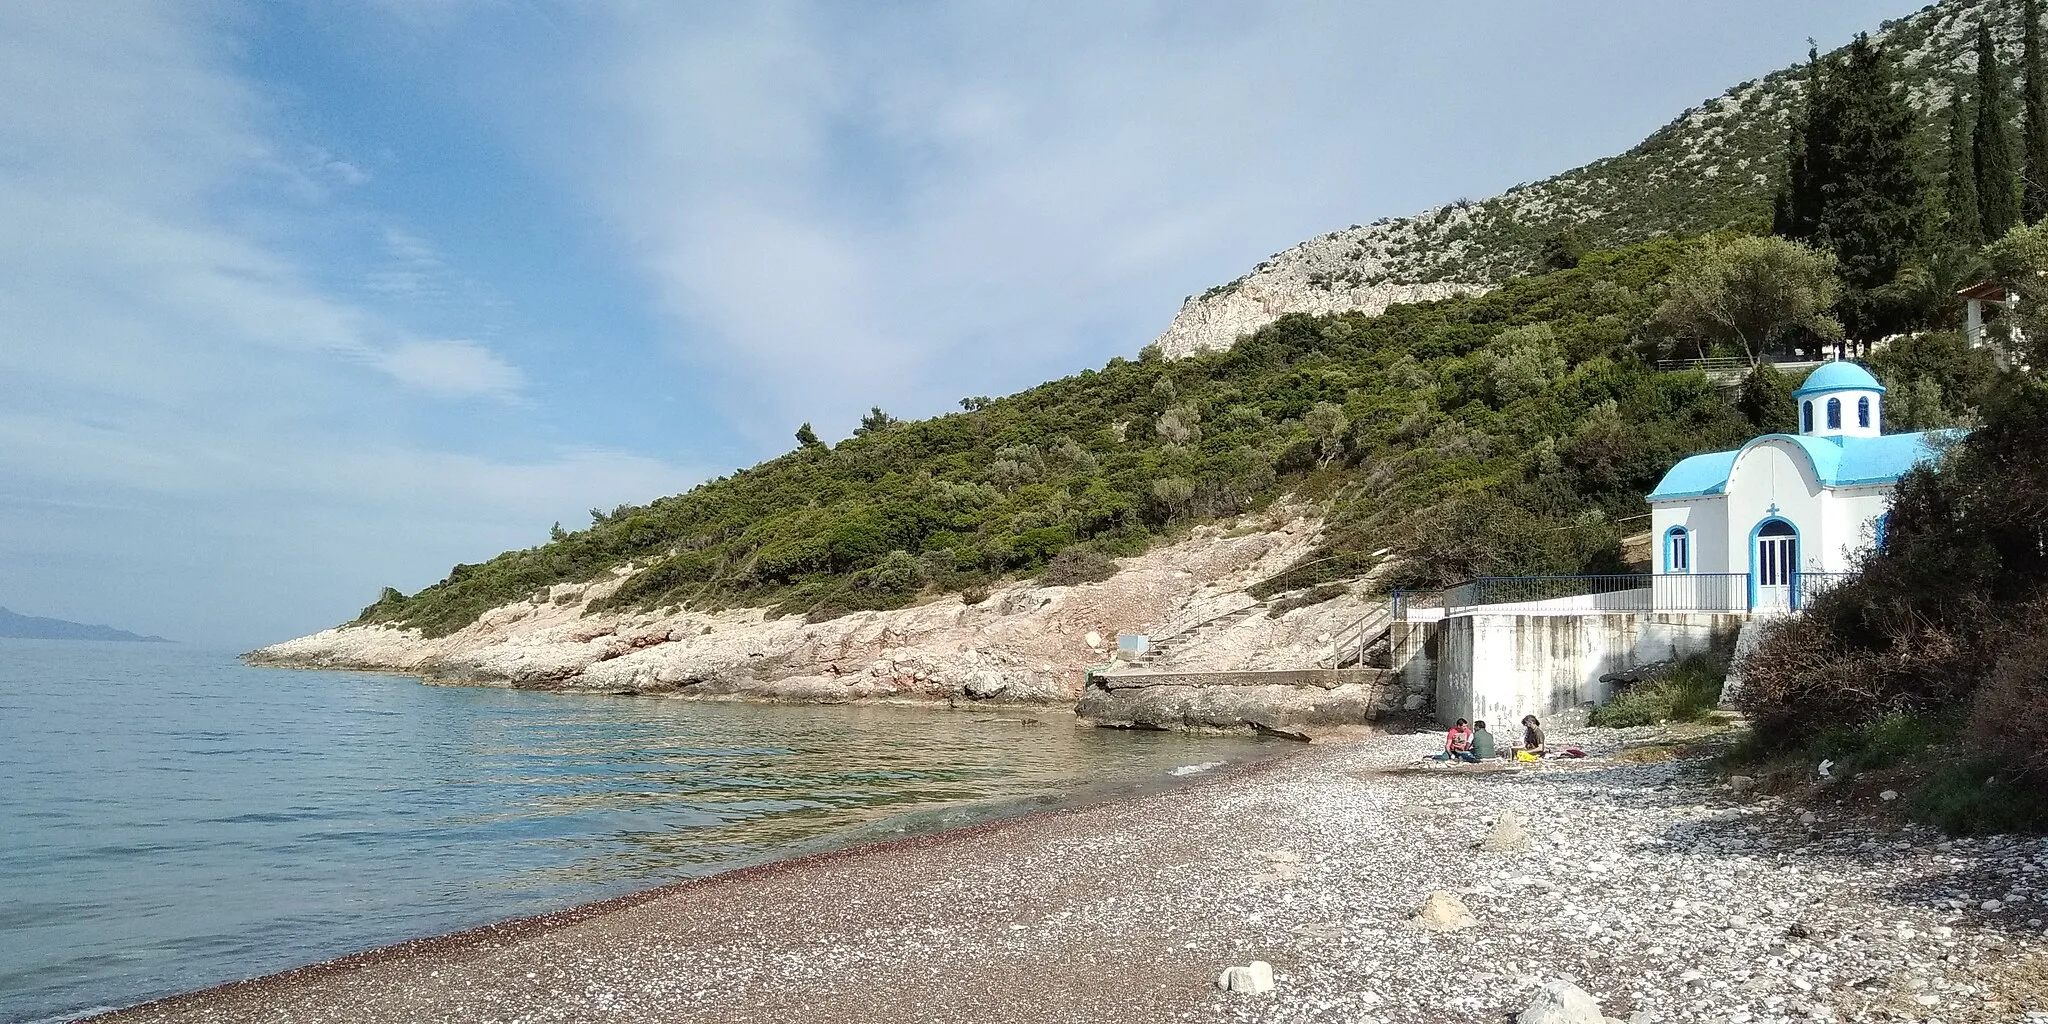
[1434,611,1743,727]
[1077,667,1420,739]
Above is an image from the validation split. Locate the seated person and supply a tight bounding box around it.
[1470,720,1497,761]
[1432,719,1478,762]
[1516,715,1546,761]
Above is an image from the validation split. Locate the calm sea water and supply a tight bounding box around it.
[0,639,1275,1023]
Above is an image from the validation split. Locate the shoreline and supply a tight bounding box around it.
[89,726,2048,1024]
[81,742,1305,1023]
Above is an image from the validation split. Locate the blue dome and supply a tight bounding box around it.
[1793,361,1886,398]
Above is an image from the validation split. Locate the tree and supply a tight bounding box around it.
[958,396,992,411]
[1304,402,1350,467]
[1778,35,1930,337]
[1655,236,1844,364]
[1736,365,1798,434]
[550,521,568,542]
[2027,0,2048,224]
[1539,227,1587,270]
[795,422,823,449]
[1978,23,2022,240]
[854,407,898,436]
[1949,92,1985,246]
[1774,47,1825,242]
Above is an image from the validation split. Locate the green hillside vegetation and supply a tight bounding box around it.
[356,0,2039,641]
[359,238,1790,638]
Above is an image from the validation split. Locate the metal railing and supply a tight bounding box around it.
[1653,356,1828,376]
[1792,572,1857,609]
[1392,588,1446,621]
[1320,607,1393,669]
[1437,573,1752,615]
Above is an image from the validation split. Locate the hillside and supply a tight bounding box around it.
[0,607,169,643]
[1154,0,2003,357]
[330,0,2010,645]
[349,238,1772,641]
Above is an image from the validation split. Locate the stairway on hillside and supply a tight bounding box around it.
[1120,579,1392,672]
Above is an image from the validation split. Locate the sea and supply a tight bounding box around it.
[0,638,1276,1023]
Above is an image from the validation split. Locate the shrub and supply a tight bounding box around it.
[1905,759,2048,835]
[1970,602,2048,783]
[1038,547,1120,587]
[1264,582,1348,618]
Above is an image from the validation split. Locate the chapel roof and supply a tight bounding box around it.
[1646,430,1957,501]
[1792,361,1886,398]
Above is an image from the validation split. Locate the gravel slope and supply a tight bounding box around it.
[96,727,2047,1024]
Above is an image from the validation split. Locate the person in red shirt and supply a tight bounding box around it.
[1433,719,1478,762]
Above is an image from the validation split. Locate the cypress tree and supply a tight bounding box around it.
[2025,0,2048,223]
[1951,91,1985,246]
[1976,23,2022,239]
[1814,35,1930,338]
[1775,47,1826,242]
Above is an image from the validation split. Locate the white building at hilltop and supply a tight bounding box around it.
[1647,362,1951,611]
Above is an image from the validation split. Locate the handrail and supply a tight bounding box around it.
[1246,551,1383,598]
[1320,606,1393,669]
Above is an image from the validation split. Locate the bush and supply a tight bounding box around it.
[1970,602,2048,783]
[1590,653,1726,727]
[1038,547,1120,587]
[1905,759,2048,835]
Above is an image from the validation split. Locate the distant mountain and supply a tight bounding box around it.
[0,607,170,643]
[1154,0,2002,356]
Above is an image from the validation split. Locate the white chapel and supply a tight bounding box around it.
[1647,362,1953,610]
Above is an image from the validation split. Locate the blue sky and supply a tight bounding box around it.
[0,0,1910,648]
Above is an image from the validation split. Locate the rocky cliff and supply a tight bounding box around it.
[1152,0,1998,358]
[252,510,1383,707]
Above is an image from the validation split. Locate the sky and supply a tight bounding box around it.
[0,0,1913,649]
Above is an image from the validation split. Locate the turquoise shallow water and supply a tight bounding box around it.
[0,638,1275,1023]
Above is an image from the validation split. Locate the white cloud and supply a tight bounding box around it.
[0,1,688,644]
[371,340,527,398]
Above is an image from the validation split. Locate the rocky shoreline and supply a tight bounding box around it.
[94,723,2047,1024]
[248,514,1396,719]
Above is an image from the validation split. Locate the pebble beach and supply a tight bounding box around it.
[94,723,2048,1024]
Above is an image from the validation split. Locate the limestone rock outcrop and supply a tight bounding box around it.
[251,513,1329,708]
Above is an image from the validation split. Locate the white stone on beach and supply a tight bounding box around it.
[1516,979,1609,1024]
[1216,960,1274,994]
[1413,891,1478,932]
[1482,811,1532,853]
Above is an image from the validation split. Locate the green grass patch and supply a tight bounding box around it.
[1590,653,1727,727]
[1806,711,1964,776]
[1905,759,2048,835]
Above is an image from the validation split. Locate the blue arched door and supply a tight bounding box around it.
[1754,519,1798,610]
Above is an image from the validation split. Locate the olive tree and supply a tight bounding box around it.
[1655,236,1844,364]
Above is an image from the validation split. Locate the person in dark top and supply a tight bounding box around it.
[1519,715,1546,760]
[1470,720,1498,761]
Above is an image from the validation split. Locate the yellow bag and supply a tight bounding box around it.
[1515,750,1539,763]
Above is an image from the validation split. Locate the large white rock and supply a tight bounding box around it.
[1517,979,1608,1024]
[1215,960,1274,994]
[1412,891,1478,931]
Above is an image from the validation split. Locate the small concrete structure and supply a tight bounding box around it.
[1432,612,1744,728]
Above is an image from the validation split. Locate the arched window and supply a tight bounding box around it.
[1802,401,1814,433]
[1858,396,1871,428]
[1826,397,1842,429]
[1665,527,1691,573]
